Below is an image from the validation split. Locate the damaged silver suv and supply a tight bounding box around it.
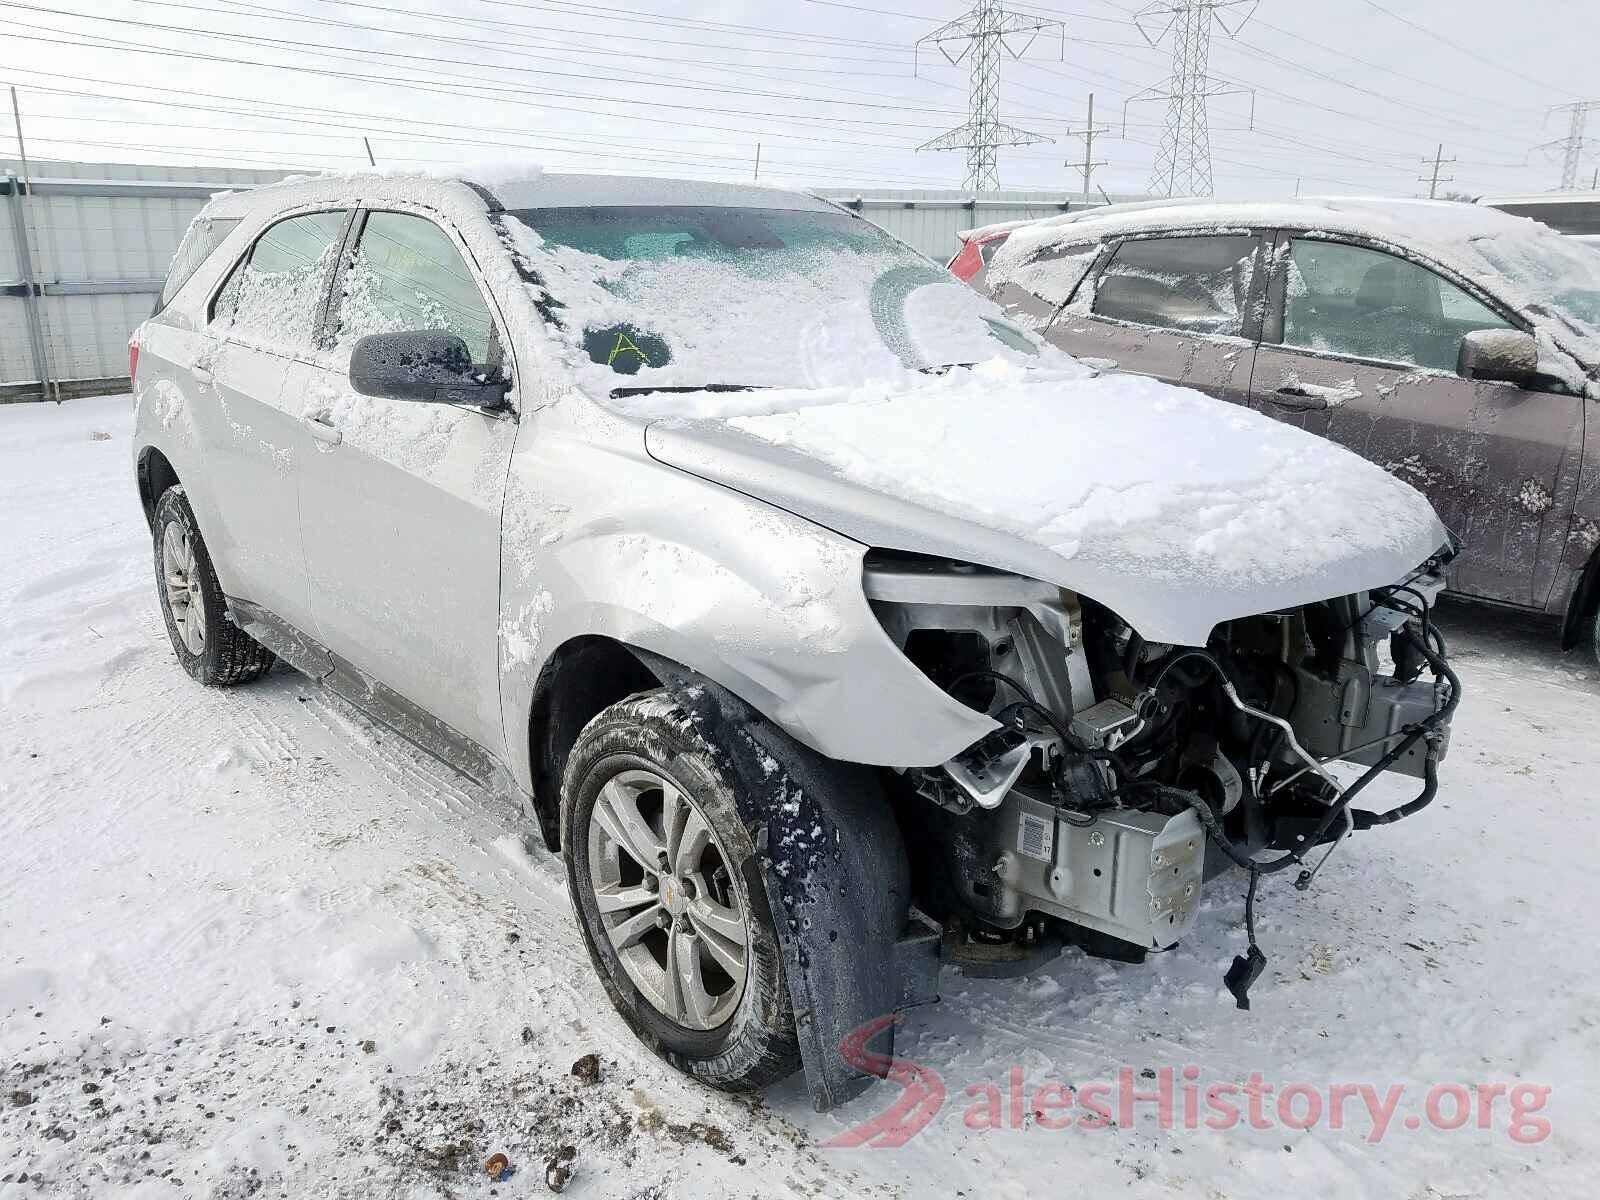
[131,170,1459,1111]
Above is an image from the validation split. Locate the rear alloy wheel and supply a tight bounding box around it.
[153,487,275,686]
[562,691,801,1091]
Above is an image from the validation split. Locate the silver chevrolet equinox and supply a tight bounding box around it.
[131,170,1460,1110]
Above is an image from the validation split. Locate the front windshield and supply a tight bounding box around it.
[1468,227,1600,340]
[501,205,1039,393]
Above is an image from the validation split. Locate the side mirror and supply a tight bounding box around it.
[1457,328,1539,385]
[349,330,510,410]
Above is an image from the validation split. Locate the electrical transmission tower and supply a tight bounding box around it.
[1538,100,1600,191]
[1125,0,1258,198]
[913,0,1065,192]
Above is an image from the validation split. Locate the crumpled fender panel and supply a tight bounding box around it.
[496,417,997,789]
[636,651,942,1112]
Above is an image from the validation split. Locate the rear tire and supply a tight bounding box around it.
[153,486,274,686]
[1589,602,1600,674]
[562,690,801,1092]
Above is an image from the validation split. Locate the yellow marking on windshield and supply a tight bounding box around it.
[607,330,653,368]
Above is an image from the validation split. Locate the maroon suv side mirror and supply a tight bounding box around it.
[1457,328,1539,385]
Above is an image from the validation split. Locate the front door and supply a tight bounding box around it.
[1251,233,1583,607]
[294,207,518,760]
[1044,231,1267,406]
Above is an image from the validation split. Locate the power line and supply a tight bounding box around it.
[1352,0,1573,97]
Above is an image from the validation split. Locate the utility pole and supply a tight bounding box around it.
[10,85,59,404]
[363,136,376,167]
[1419,143,1455,199]
[753,142,761,181]
[1125,0,1259,198]
[1537,100,1600,191]
[913,0,1066,192]
[1063,92,1110,202]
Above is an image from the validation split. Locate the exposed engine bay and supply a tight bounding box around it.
[865,549,1460,1007]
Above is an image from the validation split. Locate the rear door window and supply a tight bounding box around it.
[156,216,240,313]
[331,210,495,366]
[210,210,352,351]
[1281,239,1513,371]
[1092,234,1260,336]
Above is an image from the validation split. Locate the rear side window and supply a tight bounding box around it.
[1092,234,1259,336]
[211,210,352,350]
[156,216,240,313]
[331,210,495,365]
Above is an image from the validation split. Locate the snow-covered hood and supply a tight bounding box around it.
[640,361,1449,645]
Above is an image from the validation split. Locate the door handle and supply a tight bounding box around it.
[302,413,343,445]
[1270,386,1328,412]
[191,365,214,386]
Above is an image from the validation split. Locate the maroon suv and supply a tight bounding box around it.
[955,198,1600,662]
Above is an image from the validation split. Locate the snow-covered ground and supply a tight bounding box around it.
[3,394,1596,1198]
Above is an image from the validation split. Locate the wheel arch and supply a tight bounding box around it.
[136,445,181,530]
[524,634,663,851]
[1559,541,1600,650]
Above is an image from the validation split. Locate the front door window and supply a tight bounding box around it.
[1282,239,1512,371]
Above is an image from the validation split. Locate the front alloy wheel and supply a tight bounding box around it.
[586,768,749,1030]
[562,690,801,1092]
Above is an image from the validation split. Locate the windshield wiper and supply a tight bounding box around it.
[609,383,768,399]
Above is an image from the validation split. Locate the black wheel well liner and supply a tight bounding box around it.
[525,635,661,850]
[136,446,180,529]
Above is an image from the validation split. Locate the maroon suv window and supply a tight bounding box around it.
[1093,235,1258,336]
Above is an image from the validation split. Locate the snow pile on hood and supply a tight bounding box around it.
[639,359,1447,637]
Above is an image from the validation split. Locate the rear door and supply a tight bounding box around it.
[294,205,518,762]
[1042,232,1267,405]
[1251,232,1583,606]
[195,208,353,633]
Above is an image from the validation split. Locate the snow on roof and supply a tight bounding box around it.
[488,172,837,213]
[201,165,833,222]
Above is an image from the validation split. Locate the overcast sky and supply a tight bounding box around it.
[0,0,1595,200]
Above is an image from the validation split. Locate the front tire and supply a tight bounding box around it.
[153,486,274,686]
[562,690,801,1092]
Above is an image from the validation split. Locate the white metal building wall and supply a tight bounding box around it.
[1,159,289,399]
[821,187,1148,260]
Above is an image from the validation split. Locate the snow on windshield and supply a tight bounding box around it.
[496,206,1042,395]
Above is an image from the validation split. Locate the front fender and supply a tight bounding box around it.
[496,423,996,795]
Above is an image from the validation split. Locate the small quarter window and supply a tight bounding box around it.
[157,216,240,313]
